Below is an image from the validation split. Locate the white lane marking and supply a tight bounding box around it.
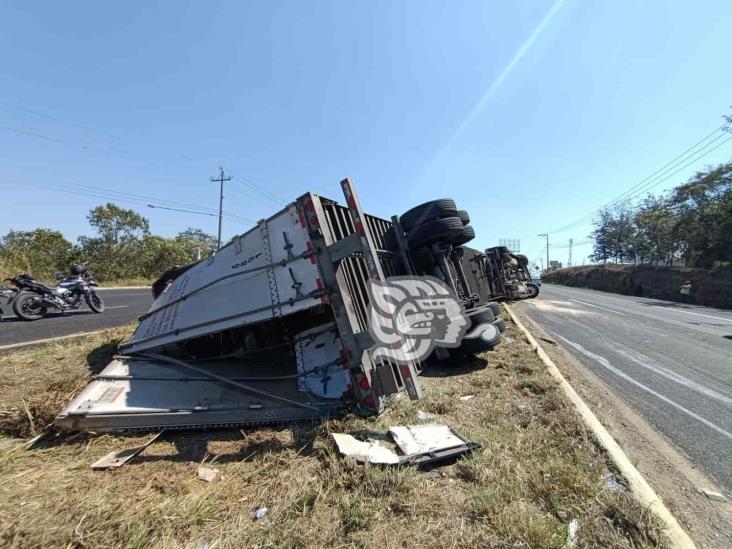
[105,305,128,309]
[552,287,732,324]
[570,298,626,316]
[555,334,732,440]
[611,346,732,407]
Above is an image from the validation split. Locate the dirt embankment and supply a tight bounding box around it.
[544,264,732,309]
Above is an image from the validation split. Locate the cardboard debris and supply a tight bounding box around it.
[389,425,465,455]
[331,433,400,464]
[197,466,220,482]
[332,424,478,467]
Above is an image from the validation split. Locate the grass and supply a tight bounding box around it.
[96,278,154,287]
[0,320,667,548]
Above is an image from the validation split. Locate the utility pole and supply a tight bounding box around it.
[568,238,573,268]
[210,167,231,249]
[538,233,549,271]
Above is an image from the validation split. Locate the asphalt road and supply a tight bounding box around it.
[0,288,152,347]
[514,283,732,494]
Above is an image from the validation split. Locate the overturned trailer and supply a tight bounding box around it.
[474,246,539,302]
[56,181,504,432]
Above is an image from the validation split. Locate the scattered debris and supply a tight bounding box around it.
[603,475,623,491]
[332,424,478,467]
[197,466,220,483]
[91,431,164,470]
[416,409,436,420]
[331,433,400,465]
[567,518,579,546]
[699,488,727,502]
[254,507,268,520]
[459,395,475,401]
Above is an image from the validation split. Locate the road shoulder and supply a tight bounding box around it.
[511,304,732,549]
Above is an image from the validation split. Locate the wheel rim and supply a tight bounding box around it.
[21,298,42,315]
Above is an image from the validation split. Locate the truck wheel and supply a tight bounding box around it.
[399,199,457,233]
[487,302,501,317]
[525,283,540,299]
[457,210,470,225]
[461,323,502,353]
[467,307,495,326]
[449,225,475,246]
[12,291,47,321]
[493,318,507,333]
[407,216,464,248]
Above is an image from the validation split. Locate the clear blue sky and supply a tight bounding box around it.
[1,0,731,266]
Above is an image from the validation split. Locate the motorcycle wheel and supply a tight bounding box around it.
[13,291,48,321]
[85,291,105,313]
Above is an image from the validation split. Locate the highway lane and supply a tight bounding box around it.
[0,288,152,346]
[513,283,732,494]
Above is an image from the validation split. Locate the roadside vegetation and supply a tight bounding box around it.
[0,204,217,283]
[0,320,666,548]
[589,160,732,268]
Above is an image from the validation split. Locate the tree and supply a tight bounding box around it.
[137,235,194,278]
[668,162,732,267]
[0,229,72,280]
[78,203,150,280]
[634,195,677,264]
[590,208,613,263]
[175,227,217,257]
[590,201,636,263]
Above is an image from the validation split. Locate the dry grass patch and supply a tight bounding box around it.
[0,320,667,548]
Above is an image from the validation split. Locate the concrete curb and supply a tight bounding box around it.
[504,303,695,549]
[0,329,111,354]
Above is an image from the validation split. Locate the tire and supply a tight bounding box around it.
[407,216,464,248]
[449,225,475,246]
[85,291,105,313]
[493,318,507,333]
[12,291,47,321]
[516,254,529,267]
[399,199,457,233]
[487,302,501,317]
[467,307,495,326]
[525,282,540,299]
[456,210,470,225]
[461,323,502,353]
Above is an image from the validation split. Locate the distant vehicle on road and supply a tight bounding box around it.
[4,265,105,321]
[531,266,542,286]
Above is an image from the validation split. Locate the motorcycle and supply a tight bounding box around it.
[4,265,105,321]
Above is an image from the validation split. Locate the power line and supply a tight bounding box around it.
[0,124,125,158]
[548,122,731,234]
[225,166,286,206]
[0,178,254,226]
[147,205,217,217]
[0,99,122,140]
[552,239,592,249]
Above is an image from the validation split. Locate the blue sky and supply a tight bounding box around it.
[1,0,731,266]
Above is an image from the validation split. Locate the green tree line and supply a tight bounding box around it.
[590,162,732,267]
[0,203,218,282]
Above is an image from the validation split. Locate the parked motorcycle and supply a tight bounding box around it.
[4,265,105,321]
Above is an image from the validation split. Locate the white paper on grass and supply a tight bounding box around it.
[331,433,401,464]
[388,425,465,456]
